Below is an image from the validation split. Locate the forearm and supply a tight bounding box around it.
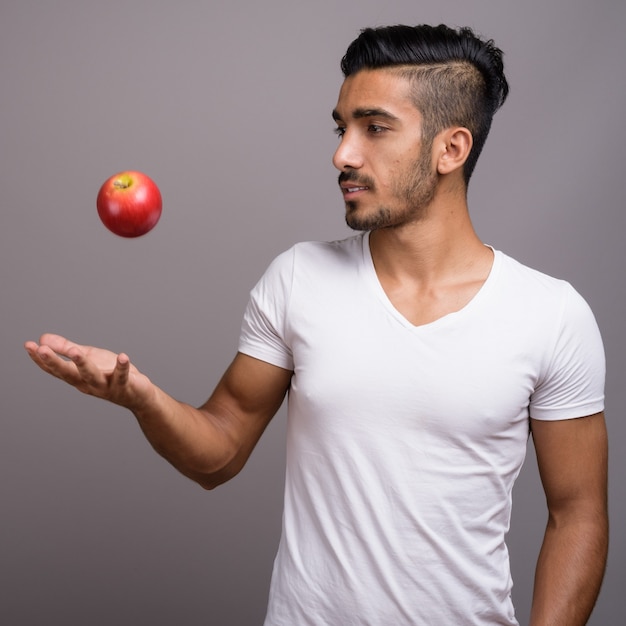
[131,385,240,489]
[25,337,287,490]
[530,512,608,626]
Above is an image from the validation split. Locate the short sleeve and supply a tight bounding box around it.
[530,284,605,420]
[238,247,295,371]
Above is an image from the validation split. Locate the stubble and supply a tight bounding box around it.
[344,146,438,232]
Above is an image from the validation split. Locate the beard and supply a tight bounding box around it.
[342,146,438,232]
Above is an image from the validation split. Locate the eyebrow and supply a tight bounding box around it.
[332,107,400,122]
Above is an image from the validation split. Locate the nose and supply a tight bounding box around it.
[332,131,363,171]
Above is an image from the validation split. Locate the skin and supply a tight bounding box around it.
[24,336,292,490]
[25,67,607,624]
[529,414,608,626]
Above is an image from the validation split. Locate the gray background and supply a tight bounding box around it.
[2,1,624,624]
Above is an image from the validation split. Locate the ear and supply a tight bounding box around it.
[435,127,473,176]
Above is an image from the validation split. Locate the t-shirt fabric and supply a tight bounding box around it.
[238,233,605,626]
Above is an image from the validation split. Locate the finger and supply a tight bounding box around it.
[25,341,51,371]
[112,353,131,387]
[24,340,40,357]
[67,346,103,387]
[39,333,83,358]
[28,344,82,384]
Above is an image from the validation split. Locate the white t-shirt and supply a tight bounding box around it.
[238,233,605,626]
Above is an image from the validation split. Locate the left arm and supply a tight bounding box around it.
[529,412,608,626]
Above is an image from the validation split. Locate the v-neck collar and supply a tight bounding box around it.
[360,231,501,331]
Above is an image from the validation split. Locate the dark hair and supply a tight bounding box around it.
[341,24,509,184]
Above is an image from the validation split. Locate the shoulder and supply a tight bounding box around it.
[496,251,571,294]
[489,252,605,419]
[496,251,604,365]
[264,234,365,279]
[493,250,590,314]
[488,250,602,352]
[292,234,365,264]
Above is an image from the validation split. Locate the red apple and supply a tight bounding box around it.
[96,170,162,237]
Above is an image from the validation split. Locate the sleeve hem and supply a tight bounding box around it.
[238,342,294,372]
[530,399,605,421]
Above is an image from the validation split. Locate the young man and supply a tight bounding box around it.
[25,25,607,625]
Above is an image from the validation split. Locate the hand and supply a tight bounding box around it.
[24,333,155,411]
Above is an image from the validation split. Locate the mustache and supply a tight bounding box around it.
[338,171,375,188]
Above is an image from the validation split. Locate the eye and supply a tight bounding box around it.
[334,126,346,138]
[368,124,386,134]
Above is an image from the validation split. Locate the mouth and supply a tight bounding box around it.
[338,173,372,198]
[341,185,369,196]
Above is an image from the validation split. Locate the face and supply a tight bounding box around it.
[332,69,438,231]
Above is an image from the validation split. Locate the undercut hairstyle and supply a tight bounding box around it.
[341,24,509,184]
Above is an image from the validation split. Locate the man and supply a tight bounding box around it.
[25,24,607,625]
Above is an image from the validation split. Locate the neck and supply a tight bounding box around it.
[368,193,490,286]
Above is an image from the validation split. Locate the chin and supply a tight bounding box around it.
[345,205,396,231]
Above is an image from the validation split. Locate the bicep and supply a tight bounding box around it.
[530,412,608,516]
[200,352,292,465]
